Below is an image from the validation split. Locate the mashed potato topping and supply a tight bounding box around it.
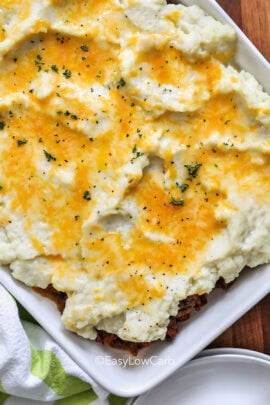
[0,0,269,342]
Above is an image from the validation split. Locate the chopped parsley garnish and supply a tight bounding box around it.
[170,198,184,206]
[35,54,45,72]
[0,121,6,130]
[0,185,3,190]
[83,190,91,201]
[51,64,59,73]
[184,163,202,179]
[43,150,56,162]
[62,110,78,120]
[81,45,89,52]
[118,78,126,88]
[17,139,27,147]
[176,183,189,193]
[131,145,144,162]
[63,69,72,79]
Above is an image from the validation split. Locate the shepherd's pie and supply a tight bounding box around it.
[0,0,269,348]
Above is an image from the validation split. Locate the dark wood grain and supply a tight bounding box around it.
[261,296,270,354]
[241,0,270,61]
[209,0,270,354]
[218,0,242,28]
[211,295,270,354]
[218,0,270,62]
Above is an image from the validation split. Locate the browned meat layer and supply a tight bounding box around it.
[33,285,210,355]
[33,284,67,313]
[96,294,208,355]
[165,294,208,341]
[33,278,231,355]
[96,331,151,356]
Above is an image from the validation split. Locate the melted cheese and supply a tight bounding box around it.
[0,0,270,342]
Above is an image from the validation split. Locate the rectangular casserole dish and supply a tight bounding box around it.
[0,0,269,397]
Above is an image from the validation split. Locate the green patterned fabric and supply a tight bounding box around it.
[0,393,9,405]
[109,394,129,405]
[0,285,128,405]
[31,347,94,398]
[0,382,9,405]
[54,391,99,405]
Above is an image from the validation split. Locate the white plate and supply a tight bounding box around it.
[133,354,270,405]
[0,0,270,398]
[197,348,270,363]
[129,349,270,404]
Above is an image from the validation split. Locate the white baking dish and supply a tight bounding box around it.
[0,0,270,398]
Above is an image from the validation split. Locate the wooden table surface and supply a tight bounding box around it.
[209,0,270,354]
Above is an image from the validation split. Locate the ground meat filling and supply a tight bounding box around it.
[33,278,232,354]
[97,294,208,355]
[32,285,214,355]
[166,294,208,340]
[96,331,151,356]
[33,285,67,314]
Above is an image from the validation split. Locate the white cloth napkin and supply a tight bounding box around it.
[0,285,112,404]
